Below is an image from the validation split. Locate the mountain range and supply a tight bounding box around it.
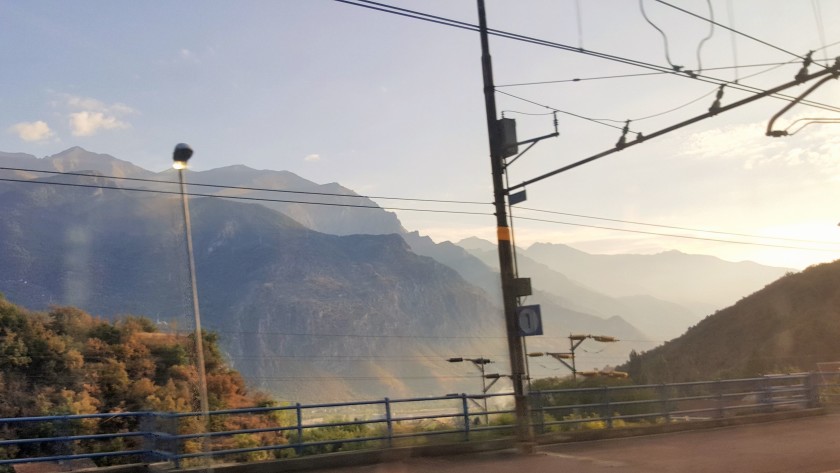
[0,147,794,400]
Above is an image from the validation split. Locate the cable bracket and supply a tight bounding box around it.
[708,85,725,115]
[795,51,814,83]
[616,120,631,149]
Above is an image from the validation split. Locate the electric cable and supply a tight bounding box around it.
[506,61,840,192]
[514,206,840,245]
[513,215,840,253]
[695,0,715,75]
[495,89,631,130]
[574,0,584,51]
[336,0,840,114]
[640,0,679,70]
[3,172,837,253]
[0,166,490,206]
[0,177,492,217]
[495,62,795,88]
[726,0,740,83]
[654,0,822,68]
[812,0,829,63]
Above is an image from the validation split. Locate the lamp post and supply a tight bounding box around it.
[173,143,211,444]
[528,334,619,382]
[448,357,495,425]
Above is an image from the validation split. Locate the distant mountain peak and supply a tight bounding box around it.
[455,237,497,252]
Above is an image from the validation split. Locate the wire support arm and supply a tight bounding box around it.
[507,57,840,192]
[766,73,840,137]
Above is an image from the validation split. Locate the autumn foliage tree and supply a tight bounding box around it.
[0,295,291,463]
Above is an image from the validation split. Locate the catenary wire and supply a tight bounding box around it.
[336,0,840,114]
[726,0,740,82]
[0,177,492,217]
[513,215,840,253]
[640,0,679,70]
[495,90,630,130]
[2,173,837,252]
[514,207,840,245]
[654,0,822,67]
[695,0,715,74]
[3,166,819,244]
[495,62,796,87]
[812,0,829,62]
[496,38,840,124]
[0,166,490,206]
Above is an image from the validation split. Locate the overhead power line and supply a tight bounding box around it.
[335,0,840,115]
[0,166,489,206]
[2,171,837,252]
[514,215,840,253]
[507,60,840,192]
[0,177,491,217]
[514,207,840,245]
[495,62,799,88]
[654,0,819,67]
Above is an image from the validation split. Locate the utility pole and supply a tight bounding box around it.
[476,0,532,448]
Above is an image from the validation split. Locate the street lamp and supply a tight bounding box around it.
[528,334,618,382]
[173,143,211,445]
[448,357,496,425]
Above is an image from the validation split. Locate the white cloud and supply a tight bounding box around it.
[66,95,107,111]
[180,48,199,63]
[8,120,54,142]
[69,111,129,136]
[678,115,840,173]
[62,94,135,136]
[304,154,321,162]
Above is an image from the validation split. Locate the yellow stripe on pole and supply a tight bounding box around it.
[497,226,511,241]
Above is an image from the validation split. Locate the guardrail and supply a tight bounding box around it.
[529,372,826,433]
[2,372,839,469]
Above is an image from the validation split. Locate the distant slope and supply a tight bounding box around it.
[1,147,155,178]
[621,261,840,383]
[179,164,406,236]
[458,244,699,341]
[525,242,792,316]
[0,174,504,401]
[1,148,405,237]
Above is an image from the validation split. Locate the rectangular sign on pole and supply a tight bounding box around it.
[516,305,543,336]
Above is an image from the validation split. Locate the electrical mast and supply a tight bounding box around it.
[476,0,532,447]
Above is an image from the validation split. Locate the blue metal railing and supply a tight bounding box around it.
[1,372,838,468]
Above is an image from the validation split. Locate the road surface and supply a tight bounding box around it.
[308,414,840,473]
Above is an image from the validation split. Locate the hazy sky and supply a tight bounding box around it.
[3,0,840,269]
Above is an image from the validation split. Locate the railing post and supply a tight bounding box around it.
[295,403,303,456]
[530,391,545,435]
[761,377,773,413]
[140,412,155,463]
[659,384,670,423]
[461,394,470,442]
[602,386,612,429]
[158,413,180,469]
[716,380,724,419]
[806,373,820,408]
[384,398,393,448]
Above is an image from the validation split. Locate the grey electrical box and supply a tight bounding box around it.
[499,118,518,158]
[512,277,532,297]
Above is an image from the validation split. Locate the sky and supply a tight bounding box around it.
[3,0,840,270]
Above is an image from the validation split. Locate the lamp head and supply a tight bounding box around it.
[173,143,193,169]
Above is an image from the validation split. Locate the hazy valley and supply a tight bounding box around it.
[0,147,797,401]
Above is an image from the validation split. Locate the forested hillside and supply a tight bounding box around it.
[0,295,268,418]
[621,260,840,383]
